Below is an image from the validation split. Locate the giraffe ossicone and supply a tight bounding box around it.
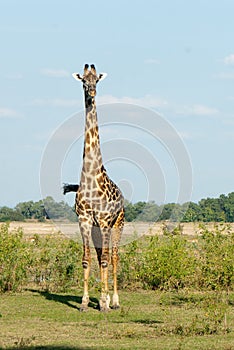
[65,64,124,312]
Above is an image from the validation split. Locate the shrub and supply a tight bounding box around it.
[1,223,233,293]
[0,224,31,291]
[118,238,143,289]
[140,235,196,290]
[30,234,83,292]
[119,234,197,290]
[0,224,83,293]
[118,224,234,291]
[196,225,234,290]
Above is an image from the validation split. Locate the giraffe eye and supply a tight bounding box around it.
[82,80,89,89]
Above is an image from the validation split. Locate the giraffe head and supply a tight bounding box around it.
[72,64,107,98]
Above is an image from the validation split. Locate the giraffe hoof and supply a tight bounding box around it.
[112,304,120,310]
[80,305,89,312]
[100,306,110,312]
[99,294,111,312]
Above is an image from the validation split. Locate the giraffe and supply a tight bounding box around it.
[68,64,124,311]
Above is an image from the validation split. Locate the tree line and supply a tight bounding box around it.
[124,192,234,222]
[0,192,234,223]
[0,197,76,223]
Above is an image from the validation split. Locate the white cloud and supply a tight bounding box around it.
[177,104,219,116]
[0,107,20,118]
[214,54,234,79]
[224,54,234,65]
[214,72,234,80]
[97,94,168,108]
[144,58,160,65]
[40,68,70,78]
[31,98,81,107]
[6,73,23,80]
[29,93,169,113]
[31,95,168,109]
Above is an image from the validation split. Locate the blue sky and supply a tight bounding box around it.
[1,0,234,207]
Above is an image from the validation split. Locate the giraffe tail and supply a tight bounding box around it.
[63,183,79,195]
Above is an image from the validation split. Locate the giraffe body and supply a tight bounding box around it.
[72,64,124,311]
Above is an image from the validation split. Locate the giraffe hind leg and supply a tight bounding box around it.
[111,229,121,309]
[111,209,124,309]
[79,221,92,312]
[91,224,102,264]
[92,225,110,311]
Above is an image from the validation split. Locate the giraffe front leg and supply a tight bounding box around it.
[99,228,111,312]
[111,211,124,309]
[99,264,110,312]
[80,244,91,312]
[112,246,120,309]
[79,221,92,312]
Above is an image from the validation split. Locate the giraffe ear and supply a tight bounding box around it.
[98,73,107,82]
[72,73,83,81]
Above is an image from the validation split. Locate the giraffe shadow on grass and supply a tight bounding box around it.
[29,289,99,311]
[7,347,96,350]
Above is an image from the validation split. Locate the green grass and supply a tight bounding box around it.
[0,289,233,350]
[1,223,234,349]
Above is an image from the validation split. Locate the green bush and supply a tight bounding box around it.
[0,224,83,293]
[196,225,234,290]
[0,223,233,293]
[119,234,197,290]
[30,234,83,292]
[0,224,31,291]
[119,225,234,291]
[118,238,143,289]
[141,235,196,290]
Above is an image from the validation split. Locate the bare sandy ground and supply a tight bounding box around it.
[6,220,234,245]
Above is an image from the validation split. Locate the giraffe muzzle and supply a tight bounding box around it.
[89,89,96,97]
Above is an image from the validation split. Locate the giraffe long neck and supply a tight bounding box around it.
[82,94,103,173]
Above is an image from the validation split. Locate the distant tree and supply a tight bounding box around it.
[182,202,202,222]
[15,201,35,219]
[32,200,48,221]
[0,207,24,222]
[158,203,176,221]
[1,192,234,223]
[223,192,234,222]
[198,197,224,222]
[137,201,161,222]
[124,201,147,222]
[43,196,77,221]
[15,200,47,221]
[124,201,136,222]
